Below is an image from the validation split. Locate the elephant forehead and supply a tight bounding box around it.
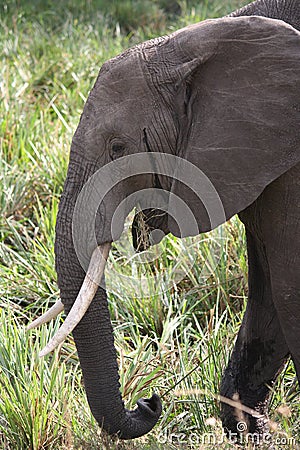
[94,55,150,102]
[95,82,149,113]
[82,92,150,138]
[99,74,148,99]
[73,72,151,147]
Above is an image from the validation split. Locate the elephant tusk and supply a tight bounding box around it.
[27,300,64,330]
[39,243,111,357]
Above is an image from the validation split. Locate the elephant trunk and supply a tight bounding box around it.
[229,0,300,31]
[52,149,162,439]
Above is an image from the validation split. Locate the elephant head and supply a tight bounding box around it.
[30,12,300,440]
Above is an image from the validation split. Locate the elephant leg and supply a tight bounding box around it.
[260,164,300,378]
[267,262,300,378]
[221,163,300,436]
[220,212,290,436]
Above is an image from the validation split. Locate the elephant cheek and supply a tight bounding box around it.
[95,200,126,245]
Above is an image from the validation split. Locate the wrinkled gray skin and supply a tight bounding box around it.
[55,0,300,440]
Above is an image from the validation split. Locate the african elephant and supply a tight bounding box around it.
[29,0,300,441]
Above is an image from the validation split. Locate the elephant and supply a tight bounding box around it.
[29,0,300,442]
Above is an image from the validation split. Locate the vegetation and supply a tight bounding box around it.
[0,0,299,448]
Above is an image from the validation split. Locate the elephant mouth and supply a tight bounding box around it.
[27,242,112,356]
[132,208,170,252]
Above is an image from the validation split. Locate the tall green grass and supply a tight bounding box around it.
[1,1,299,448]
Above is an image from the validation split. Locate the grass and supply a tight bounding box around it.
[1,0,299,448]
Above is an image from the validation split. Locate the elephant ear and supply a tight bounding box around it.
[165,16,300,237]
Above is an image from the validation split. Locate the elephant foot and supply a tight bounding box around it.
[221,399,269,445]
[220,371,271,445]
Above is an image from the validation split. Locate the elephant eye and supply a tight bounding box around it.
[111,142,126,159]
